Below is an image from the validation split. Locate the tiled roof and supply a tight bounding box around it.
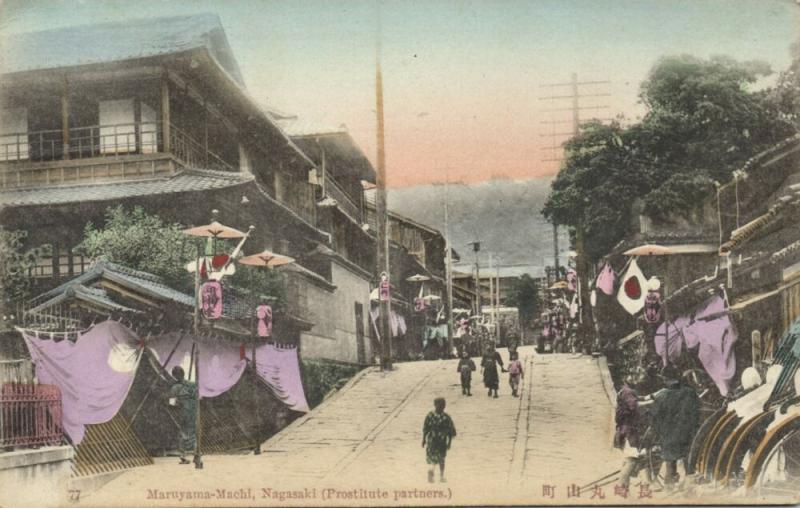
[1,13,245,86]
[0,169,254,208]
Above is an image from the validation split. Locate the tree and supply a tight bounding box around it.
[506,274,539,329]
[543,54,796,262]
[77,205,285,303]
[78,206,195,289]
[0,227,50,306]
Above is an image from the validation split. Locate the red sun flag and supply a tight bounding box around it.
[624,275,642,299]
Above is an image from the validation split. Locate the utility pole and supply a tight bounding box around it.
[444,178,454,357]
[539,73,612,163]
[539,73,609,347]
[488,252,494,336]
[470,242,481,317]
[375,5,391,370]
[553,223,560,279]
[495,262,500,340]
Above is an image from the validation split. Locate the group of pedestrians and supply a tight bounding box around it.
[456,344,524,398]
[422,344,526,483]
[614,364,700,491]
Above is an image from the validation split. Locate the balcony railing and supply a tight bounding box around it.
[324,171,362,223]
[0,121,235,173]
[1,382,63,449]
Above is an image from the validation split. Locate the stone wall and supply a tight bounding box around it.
[0,446,74,507]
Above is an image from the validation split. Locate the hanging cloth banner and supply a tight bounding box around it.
[617,258,647,315]
[654,296,738,396]
[247,344,309,413]
[256,304,273,338]
[370,307,405,338]
[21,320,142,444]
[149,333,246,399]
[596,263,616,296]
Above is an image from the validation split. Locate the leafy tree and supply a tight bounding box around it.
[78,206,195,289]
[505,274,540,328]
[544,54,797,262]
[77,206,286,303]
[0,228,50,305]
[773,41,800,129]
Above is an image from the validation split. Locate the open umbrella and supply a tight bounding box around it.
[239,250,295,268]
[183,221,247,239]
[549,281,569,290]
[406,274,431,282]
[623,244,672,256]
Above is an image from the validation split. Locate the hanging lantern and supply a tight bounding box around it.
[643,278,662,324]
[256,304,273,338]
[200,281,223,320]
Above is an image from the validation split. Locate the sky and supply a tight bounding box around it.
[2,0,799,187]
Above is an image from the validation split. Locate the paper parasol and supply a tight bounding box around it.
[406,274,431,282]
[183,221,247,239]
[239,250,295,268]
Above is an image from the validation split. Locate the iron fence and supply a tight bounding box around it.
[0,383,64,448]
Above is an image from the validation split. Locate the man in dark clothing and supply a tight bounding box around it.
[649,365,700,488]
[615,376,641,488]
[167,366,197,464]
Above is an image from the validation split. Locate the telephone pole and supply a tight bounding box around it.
[539,73,607,346]
[444,178,454,357]
[375,5,391,370]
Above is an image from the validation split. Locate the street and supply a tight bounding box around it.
[81,347,634,507]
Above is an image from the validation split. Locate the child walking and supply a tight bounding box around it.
[422,397,456,483]
[508,351,524,397]
[456,351,476,396]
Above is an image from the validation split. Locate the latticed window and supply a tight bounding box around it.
[30,255,54,278]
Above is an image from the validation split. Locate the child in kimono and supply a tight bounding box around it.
[422,397,456,483]
[456,351,476,396]
[508,351,524,397]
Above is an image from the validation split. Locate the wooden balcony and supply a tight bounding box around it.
[0,122,236,189]
[323,170,363,223]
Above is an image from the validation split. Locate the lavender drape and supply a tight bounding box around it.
[148,333,246,399]
[654,296,737,396]
[247,344,309,413]
[22,321,142,444]
[596,263,616,296]
[150,334,309,412]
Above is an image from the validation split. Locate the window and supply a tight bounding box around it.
[30,256,54,278]
[0,108,29,161]
[58,254,71,277]
[99,99,135,154]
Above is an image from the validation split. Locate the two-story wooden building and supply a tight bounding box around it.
[0,14,377,365]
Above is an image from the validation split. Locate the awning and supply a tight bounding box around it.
[624,243,718,256]
[729,285,790,312]
[618,329,644,347]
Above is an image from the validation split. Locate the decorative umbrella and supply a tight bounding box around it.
[623,244,672,256]
[239,250,295,268]
[183,221,247,239]
[406,274,431,282]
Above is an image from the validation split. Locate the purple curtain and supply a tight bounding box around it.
[150,334,308,412]
[148,333,246,399]
[22,321,142,444]
[654,296,737,396]
[247,344,309,413]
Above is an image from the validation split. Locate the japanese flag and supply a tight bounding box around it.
[617,258,647,315]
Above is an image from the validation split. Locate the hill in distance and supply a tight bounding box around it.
[387,177,570,275]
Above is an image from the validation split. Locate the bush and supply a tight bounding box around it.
[300,359,360,409]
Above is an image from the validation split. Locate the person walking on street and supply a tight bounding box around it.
[507,351,524,397]
[614,375,642,488]
[457,351,476,396]
[649,365,700,489]
[167,366,197,465]
[422,397,456,483]
[481,344,505,398]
